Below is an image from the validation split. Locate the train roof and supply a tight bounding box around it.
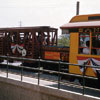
[0,26,57,32]
[60,21,100,29]
[60,14,100,29]
[70,14,100,22]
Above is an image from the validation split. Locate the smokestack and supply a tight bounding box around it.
[76,1,80,15]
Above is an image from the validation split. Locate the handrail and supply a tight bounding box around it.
[0,55,100,97]
[0,55,100,68]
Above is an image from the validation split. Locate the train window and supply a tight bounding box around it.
[79,33,90,54]
[25,32,28,39]
[12,32,17,43]
[29,32,32,39]
[92,32,100,55]
[19,32,24,43]
[7,32,12,42]
[88,16,100,20]
[0,32,5,37]
[60,29,70,46]
[62,29,69,34]
[58,34,70,46]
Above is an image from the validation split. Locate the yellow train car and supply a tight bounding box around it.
[60,14,100,78]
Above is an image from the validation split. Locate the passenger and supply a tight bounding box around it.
[92,37,100,55]
[83,41,90,54]
[97,39,100,55]
[42,39,47,45]
[97,49,100,55]
[46,37,49,45]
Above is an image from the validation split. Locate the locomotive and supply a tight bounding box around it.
[0,14,100,88]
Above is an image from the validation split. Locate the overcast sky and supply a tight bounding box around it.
[0,0,100,34]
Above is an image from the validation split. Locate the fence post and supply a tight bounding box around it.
[7,55,9,78]
[38,56,40,85]
[21,65,23,81]
[20,57,23,81]
[83,63,86,95]
[58,59,61,89]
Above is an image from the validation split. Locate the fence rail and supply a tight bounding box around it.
[0,55,100,97]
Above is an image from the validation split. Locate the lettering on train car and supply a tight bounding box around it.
[79,28,100,33]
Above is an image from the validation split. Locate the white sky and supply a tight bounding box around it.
[0,0,100,35]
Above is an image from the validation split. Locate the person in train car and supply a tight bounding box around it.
[92,36,100,55]
[83,41,90,54]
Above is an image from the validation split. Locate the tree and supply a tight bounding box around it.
[58,34,70,46]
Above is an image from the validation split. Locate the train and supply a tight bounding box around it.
[0,14,100,88]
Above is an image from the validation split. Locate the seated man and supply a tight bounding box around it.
[83,41,90,54]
